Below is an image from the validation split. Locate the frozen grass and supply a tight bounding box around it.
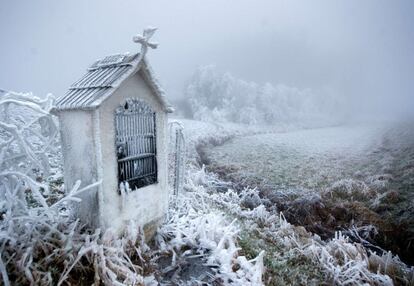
[182,164,411,285]
[0,175,153,285]
[157,186,265,285]
[205,124,387,190]
[200,120,414,284]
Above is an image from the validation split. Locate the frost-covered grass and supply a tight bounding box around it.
[1,90,413,285]
[174,119,412,285]
[182,164,411,285]
[200,120,414,284]
[205,124,387,190]
[157,183,265,285]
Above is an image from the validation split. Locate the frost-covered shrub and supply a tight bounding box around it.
[240,187,263,210]
[0,91,60,214]
[325,179,372,201]
[0,176,150,285]
[0,91,59,179]
[366,174,393,192]
[368,251,414,285]
[275,215,396,285]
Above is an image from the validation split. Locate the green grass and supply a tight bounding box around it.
[238,230,327,286]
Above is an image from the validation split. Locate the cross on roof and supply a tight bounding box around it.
[133,27,158,56]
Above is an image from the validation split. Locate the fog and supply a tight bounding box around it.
[1,0,413,120]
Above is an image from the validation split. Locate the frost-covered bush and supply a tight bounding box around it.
[366,174,393,192]
[368,251,414,285]
[0,175,150,285]
[0,91,60,210]
[0,91,59,179]
[184,65,345,126]
[240,187,263,210]
[325,179,372,201]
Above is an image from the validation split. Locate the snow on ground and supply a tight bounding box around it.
[175,118,268,158]
[205,124,388,190]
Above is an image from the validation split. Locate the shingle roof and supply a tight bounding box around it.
[53,53,173,113]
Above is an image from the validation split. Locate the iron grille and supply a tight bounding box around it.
[115,99,157,190]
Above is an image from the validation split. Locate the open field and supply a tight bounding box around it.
[202,122,414,266]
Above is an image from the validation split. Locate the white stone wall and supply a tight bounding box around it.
[58,110,101,229]
[96,70,169,234]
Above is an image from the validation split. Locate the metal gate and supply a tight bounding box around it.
[115,99,157,190]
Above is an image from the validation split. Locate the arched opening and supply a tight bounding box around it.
[115,98,157,190]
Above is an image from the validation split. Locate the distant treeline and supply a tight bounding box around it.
[174,65,348,127]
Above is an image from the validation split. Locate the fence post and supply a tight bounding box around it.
[169,121,185,198]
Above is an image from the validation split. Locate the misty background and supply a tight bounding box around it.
[1,0,413,124]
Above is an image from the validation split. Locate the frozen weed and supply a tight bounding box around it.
[325,179,372,201]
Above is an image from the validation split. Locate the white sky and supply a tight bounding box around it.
[1,0,413,116]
